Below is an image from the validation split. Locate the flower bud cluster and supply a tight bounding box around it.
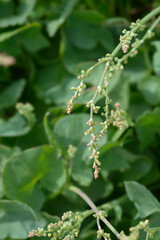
[100,102,128,143]
[120,219,150,240]
[94,211,111,240]
[29,211,83,240]
[86,100,101,113]
[98,53,113,64]
[97,229,111,240]
[84,118,101,179]
[120,29,137,53]
[29,228,46,237]
[93,210,107,219]
[131,38,141,49]
[67,70,87,114]
[85,100,128,179]
[130,19,146,32]
[67,144,77,159]
[146,30,155,39]
[16,102,36,127]
[120,19,147,54]
[130,48,139,58]
[100,97,111,138]
[110,103,128,130]
[114,57,124,71]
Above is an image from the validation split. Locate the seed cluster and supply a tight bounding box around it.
[120,30,137,53]
[16,102,36,127]
[120,19,146,54]
[29,211,83,240]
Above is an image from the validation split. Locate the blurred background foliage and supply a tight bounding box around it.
[0,0,160,239]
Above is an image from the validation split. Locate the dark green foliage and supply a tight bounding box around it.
[0,1,160,239]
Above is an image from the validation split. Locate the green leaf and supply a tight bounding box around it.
[0,24,49,55]
[54,113,92,185]
[0,24,35,43]
[125,53,149,83]
[139,155,159,186]
[138,76,160,105]
[110,72,130,110]
[0,79,26,110]
[82,177,113,202]
[0,1,14,19]
[65,11,114,51]
[129,92,151,121]
[152,41,160,76]
[0,113,31,137]
[34,61,74,105]
[136,108,160,147]
[0,145,20,198]
[121,156,152,181]
[34,61,61,101]
[47,0,79,37]
[125,181,160,218]
[63,39,104,74]
[54,113,105,150]
[3,145,66,210]
[15,124,48,150]
[0,200,44,239]
[100,143,135,172]
[46,77,78,105]
[149,212,160,225]
[0,0,36,28]
[54,113,106,186]
[17,25,49,52]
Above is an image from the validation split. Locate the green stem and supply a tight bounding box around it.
[79,195,127,220]
[145,232,149,240]
[148,15,160,31]
[92,64,108,102]
[90,63,108,120]
[141,6,160,24]
[69,185,124,240]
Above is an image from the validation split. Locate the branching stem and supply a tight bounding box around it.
[69,185,124,240]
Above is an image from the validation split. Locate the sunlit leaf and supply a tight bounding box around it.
[0,200,45,239]
[3,145,66,210]
[125,181,160,218]
[0,113,31,137]
[0,145,20,197]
